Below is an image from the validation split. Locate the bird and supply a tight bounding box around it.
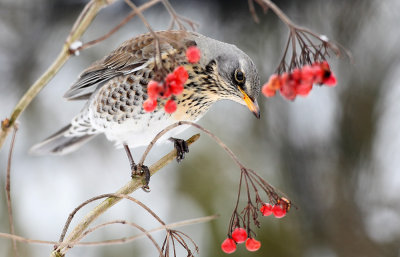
[31,30,260,182]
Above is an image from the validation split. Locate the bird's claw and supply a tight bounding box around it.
[169,137,189,163]
[131,164,151,192]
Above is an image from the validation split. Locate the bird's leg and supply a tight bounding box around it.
[169,137,189,163]
[123,144,150,191]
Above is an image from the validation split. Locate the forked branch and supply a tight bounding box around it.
[52,133,200,256]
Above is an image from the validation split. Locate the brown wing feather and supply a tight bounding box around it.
[64,31,194,101]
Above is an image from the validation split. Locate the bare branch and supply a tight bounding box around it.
[6,125,19,257]
[78,220,163,256]
[161,0,198,30]
[79,0,162,52]
[0,233,57,245]
[76,215,217,246]
[0,215,217,247]
[52,133,200,256]
[58,193,166,244]
[138,121,246,170]
[248,0,260,24]
[0,0,119,150]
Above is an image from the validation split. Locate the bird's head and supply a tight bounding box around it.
[193,34,261,118]
[213,49,261,118]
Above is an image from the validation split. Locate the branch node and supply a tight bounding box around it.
[68,41,83,56]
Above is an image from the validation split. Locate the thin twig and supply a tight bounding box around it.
[124,0,164,71]
[0,215,217,247]
[6,125,19,257]
[58,193,166,244]
[0,233,58,245]
[248,0,260,23]
[259,0,295,27]
[161,0,198,30]
[138,121,246,170]
[77,220,164,256]
[79,0,162,51]
[76,213,216,246]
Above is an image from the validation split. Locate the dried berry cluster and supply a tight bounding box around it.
[161,229,199,257]
[262,61,337,101]
[221,168,291,254]
[143,46,201,113]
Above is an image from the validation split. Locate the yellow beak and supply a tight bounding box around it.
[238,87,260,119]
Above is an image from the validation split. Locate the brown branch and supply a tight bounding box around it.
[52,133,200,256]
[138,121,246,170]
[0,215,217,247]
[248,0,260,23]
[259,0,295,27]
[78,220,163,255]
[161,0,198,30]
[0,0,119,150]
[0,233,58,246]
[6,125,19,257]
[76,215,217,246]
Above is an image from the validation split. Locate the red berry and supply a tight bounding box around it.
[221,238,237,254]
[165,70,186,96]
[143,98,157,112]
[245,238,261,252]
[320,60,331,71]
[316,61,337,86]
[296,82,313,97]
[164,99,177,114]
[147,80,160,99]
[291,68,302,81]
[272,204,287,218]
[323,73,337,86]
[267,74,281,90]
[260,203,273,216]
[186,46,201,63]
[170,82,184,95]
[231,228,247,243]
[262,84,276,97]
[165,73,177,85]
[280,77,297,101]
[312,63,324,84]
[173,66,189,85]
[280,72,289,85]
[300,65,314,84]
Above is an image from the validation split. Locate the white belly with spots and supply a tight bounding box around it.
[89,106,201,148]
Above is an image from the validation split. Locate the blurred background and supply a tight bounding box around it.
[1,0,400,256]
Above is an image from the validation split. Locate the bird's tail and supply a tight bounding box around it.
[30,124,96,155]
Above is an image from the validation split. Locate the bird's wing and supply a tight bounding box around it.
[64,31,195,101]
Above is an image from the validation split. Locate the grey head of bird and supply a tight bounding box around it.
[192,32,261,118]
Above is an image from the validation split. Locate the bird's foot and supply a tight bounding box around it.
[131,164,151,192]
[169,137,189,163]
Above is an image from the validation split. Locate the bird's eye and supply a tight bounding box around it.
[234,69,245,83]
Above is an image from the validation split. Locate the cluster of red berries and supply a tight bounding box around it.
[143,46,201,113]
[221,228,261,254]
[262,61,337,101]
[221,197,291,254]
[260,197,290,218]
